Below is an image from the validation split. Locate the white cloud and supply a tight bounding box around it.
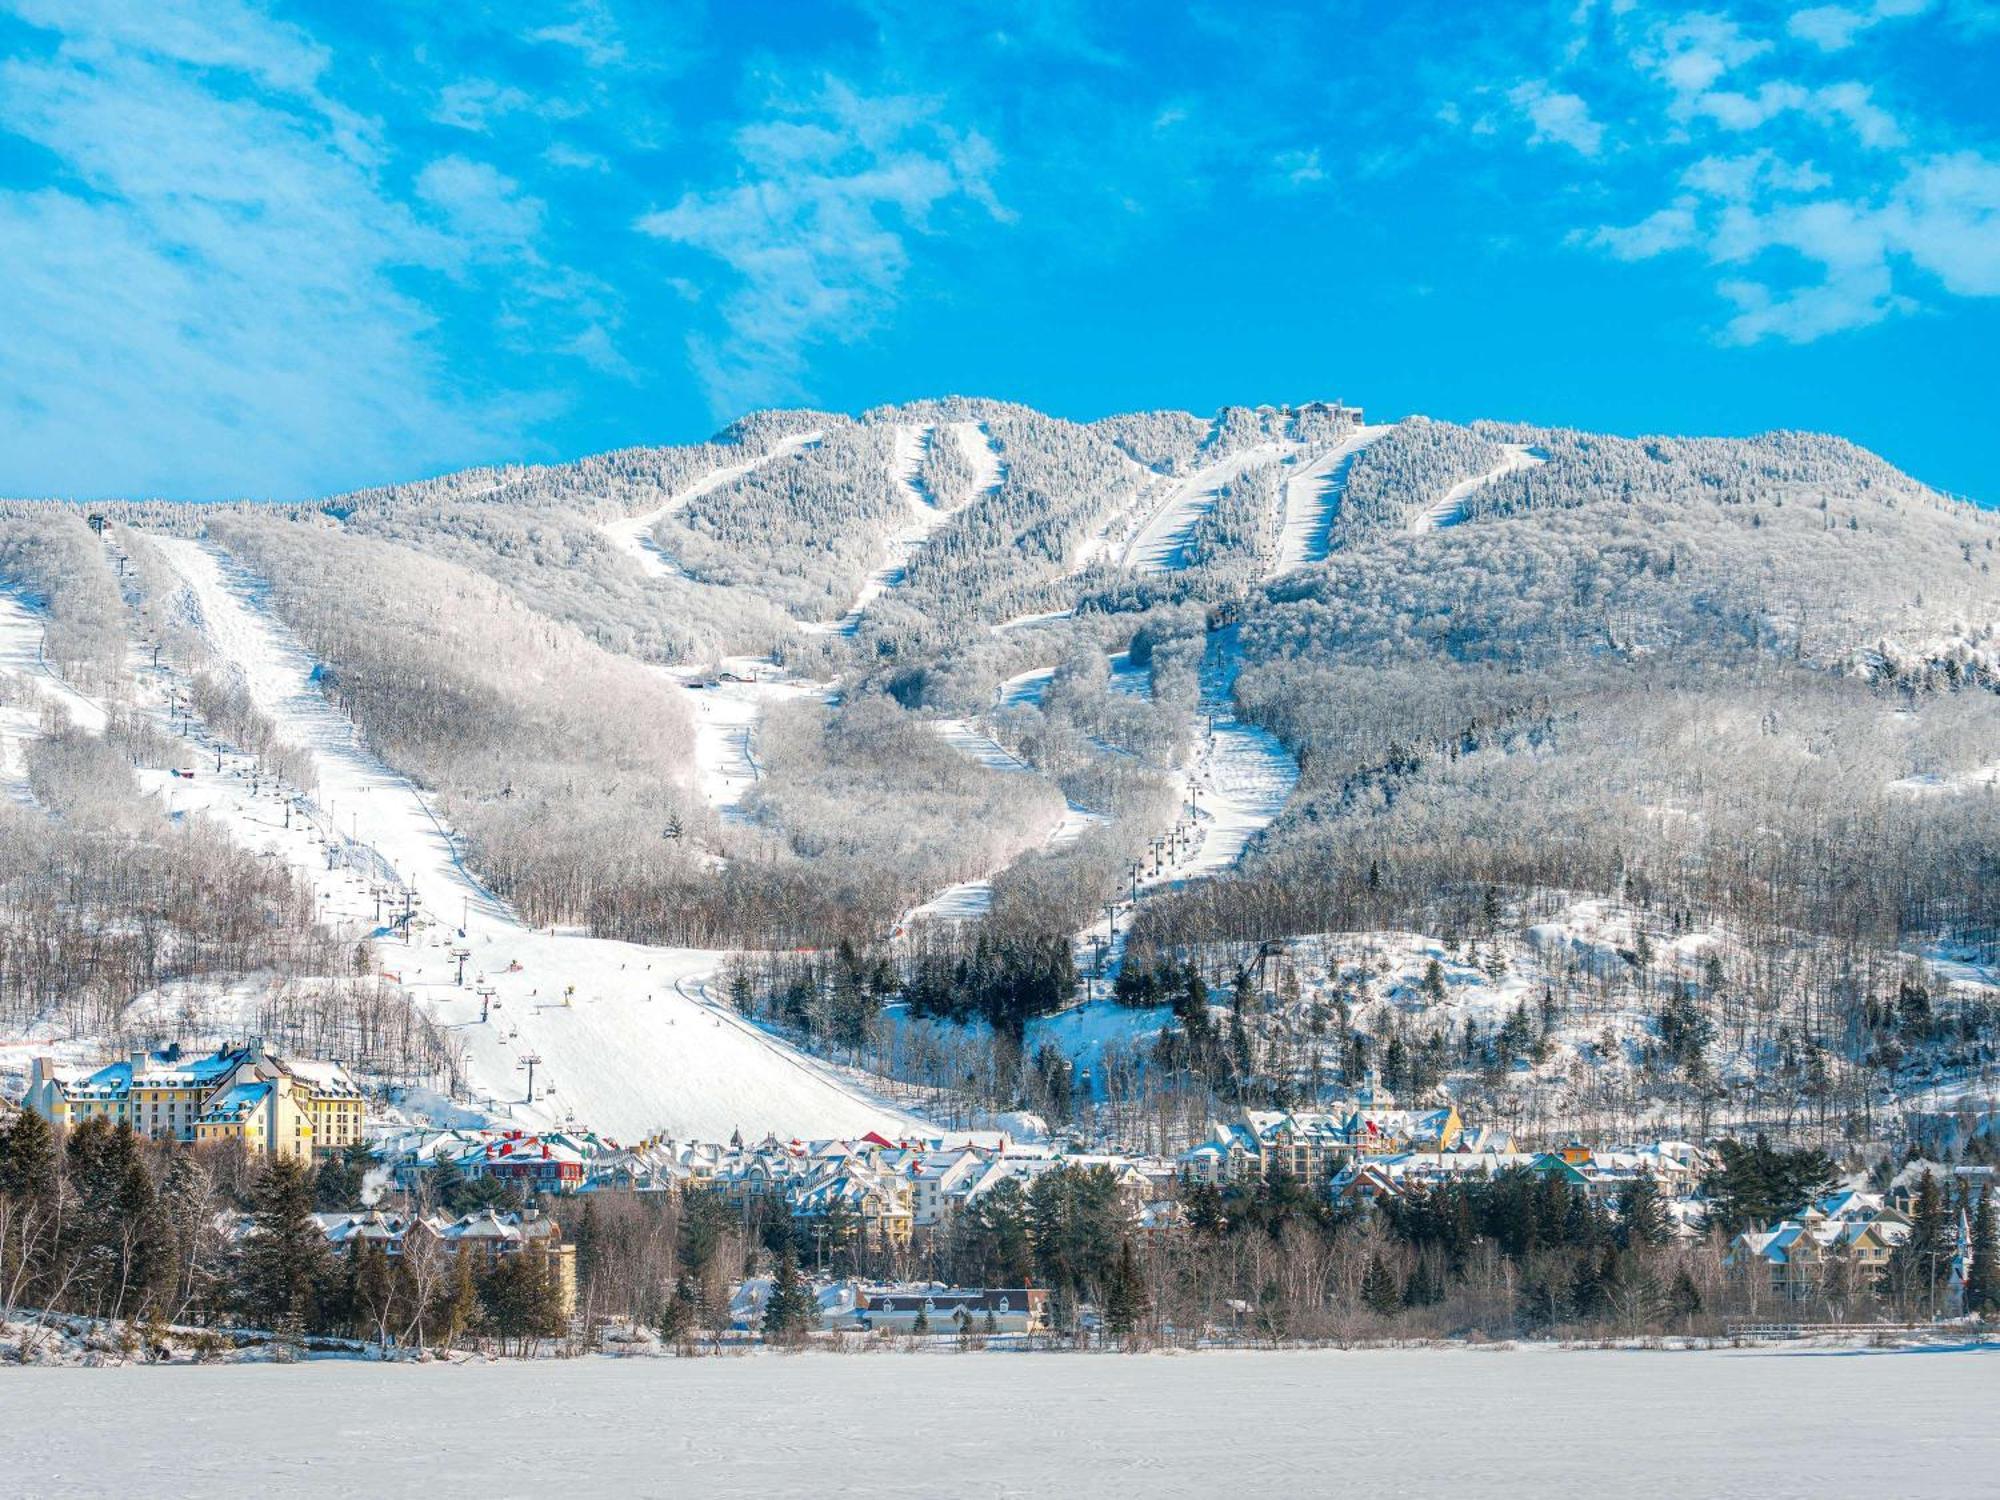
[1548,3,1994,346]
[417,156,545,249]
[0,0,511,497]
[1589,199,1700,259]
[636,79,1007,415]
[1789,0,1933,51]
[433,78,537,133]
[1510,80,1606,156]
[1644,13,1772,99]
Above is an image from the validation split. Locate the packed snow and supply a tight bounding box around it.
[1406,444,1547,533]
[1269,424,1392,574]
[136,536,921,1143]
[599,429,823,580]
[997,664,1056,710]
[11,1346,1996,1499]
[0,589,111,790]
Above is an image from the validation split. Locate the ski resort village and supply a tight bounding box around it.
[4,394,1999,1376]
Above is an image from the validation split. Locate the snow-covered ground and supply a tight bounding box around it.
[1182,624,1298,877]
[1888,760,2000,795]
[997,664,1056,710]
[1269,424,1392,574]
[1119,442,1293,573]
[136,536,919,1143]
[11,1345,1995,1499]
[1407,444,1547,533]
[0,589,111,800]
[599,430,823,581]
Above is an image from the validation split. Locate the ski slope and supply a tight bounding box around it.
[0,590,112,804]
[804,424,946,637]
[1119,443,1293,573]
[943,419,1004,497]
[1186,624,1299,876]
[668,659,829,827]
[140,536,919,1143]
[1406,444,1547,534]
[997,665,1056,711]
[903,718,1103,926]
[600,429,822,580]
[1270,425,1393,575]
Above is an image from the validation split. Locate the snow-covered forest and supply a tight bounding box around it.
[2,399,1996,1155]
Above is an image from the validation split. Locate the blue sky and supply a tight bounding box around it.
[0,0,1995,502]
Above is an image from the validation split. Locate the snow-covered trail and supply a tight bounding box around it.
[601,429,823,580]
[1119,442,1292,573]
[997,665,1056,711]
[1407,444,1546,534]
[1270,424,1393,575]
[1185,623,1299,876]
[804,424,946,637]
[141,536,920,1143]
[666,659,830,828]
[944,418,1004,497]
[900,717,1104,927]
[1056,624,1298,1025]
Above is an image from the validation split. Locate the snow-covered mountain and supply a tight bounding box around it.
[2,397,1996,1144]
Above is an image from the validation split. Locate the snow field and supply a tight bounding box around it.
[599,429,823,580]
[13,1345,1995,1499]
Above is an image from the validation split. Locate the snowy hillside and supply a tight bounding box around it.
[2,395,1995,1148]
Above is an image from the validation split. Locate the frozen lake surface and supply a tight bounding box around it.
[7,1344,1996,1498]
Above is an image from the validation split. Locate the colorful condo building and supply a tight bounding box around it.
[24,1039,366,1160]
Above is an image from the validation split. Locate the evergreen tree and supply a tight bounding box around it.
[1668,1264,1704,1324]
[1567,1250,1606,1323]
[1102,1239,1149,1341]
[910,1305,930,1337]
[761,1244,815,1343]
[1887,1169,1950,1316]
[479,1248,567,1354]
[433,1248,478,1351]
[659,1271,700,1344]
[0,1106,57,1203]
[350,1238,396,1349]
[1617,1171,1671,1250]
[1361,1254,1401,1317]
[241,1155,334,1333]
[1965,1189,1997,1317]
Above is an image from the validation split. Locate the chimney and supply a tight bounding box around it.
[130,1050,149,1076]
